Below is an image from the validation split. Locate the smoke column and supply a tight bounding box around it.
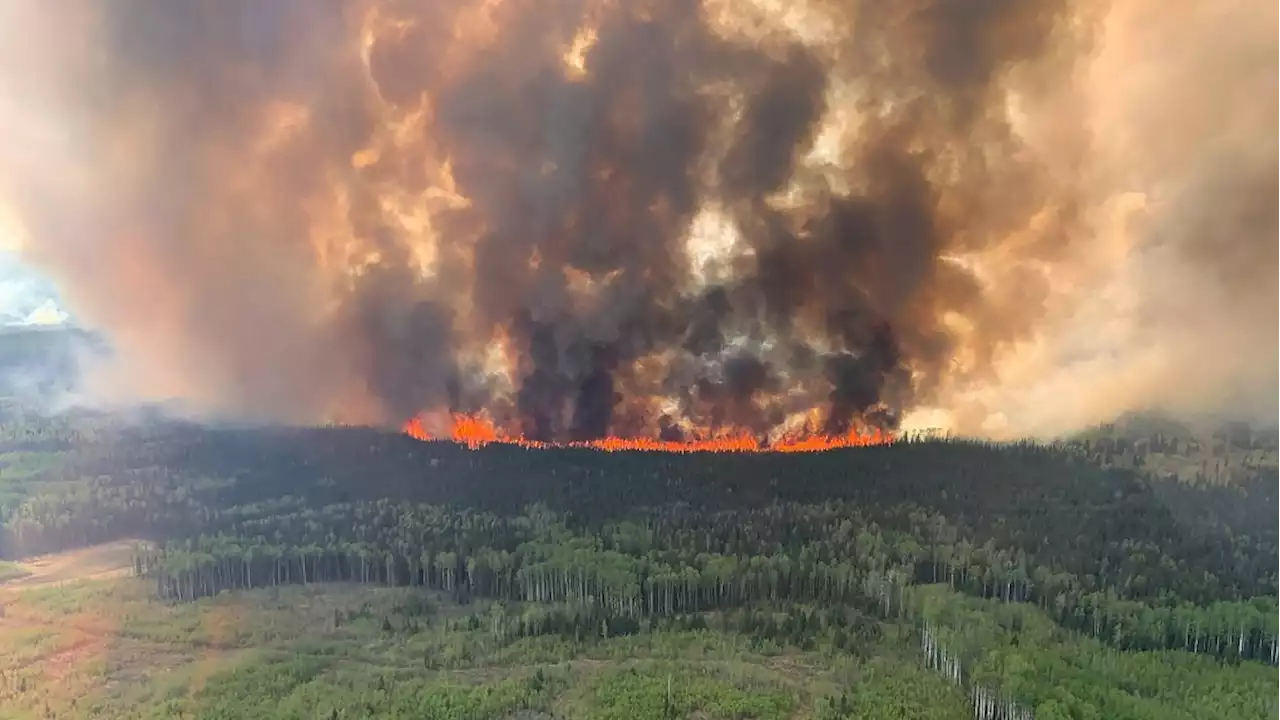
[0,0,1273,440]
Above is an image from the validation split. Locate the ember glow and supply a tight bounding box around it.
[402,414,891,453]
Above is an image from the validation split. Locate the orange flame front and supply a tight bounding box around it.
[403,414,891,452]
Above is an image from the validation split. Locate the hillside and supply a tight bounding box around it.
[1072,412,1278,485]
[0,411,1275,718]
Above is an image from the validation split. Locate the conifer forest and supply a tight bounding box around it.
[0,404,1275,719]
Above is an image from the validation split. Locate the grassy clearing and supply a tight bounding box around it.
[0,560,29,584]
[0,546,1274,719]
[3,576,1269,719]
[0,577,971,720]
[0,541,143,592]
[1,580,431,719]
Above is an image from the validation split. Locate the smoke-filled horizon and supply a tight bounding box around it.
[0,0,1274,441]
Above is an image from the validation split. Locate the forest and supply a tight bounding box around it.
[0,405,1276,719]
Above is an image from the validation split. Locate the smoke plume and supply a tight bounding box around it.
[0,0,1273,440]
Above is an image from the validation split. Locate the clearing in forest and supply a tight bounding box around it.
[0,540,148,592]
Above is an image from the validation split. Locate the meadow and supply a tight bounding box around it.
[3,572,1274,719]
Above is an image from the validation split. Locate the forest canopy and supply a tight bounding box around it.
[0,405,1275,718]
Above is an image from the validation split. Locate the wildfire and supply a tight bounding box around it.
[402,414,892,452]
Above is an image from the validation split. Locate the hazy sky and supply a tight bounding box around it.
[0,255,68,326]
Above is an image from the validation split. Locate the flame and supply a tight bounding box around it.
[402,413,891,452]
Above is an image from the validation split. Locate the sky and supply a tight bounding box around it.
[0,254,69,327]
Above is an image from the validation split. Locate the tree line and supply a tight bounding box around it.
[3,421,1274,606]
[130,499,1279,664]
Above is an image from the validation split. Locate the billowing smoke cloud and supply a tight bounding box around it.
[938,0,1280,436]
[0,0,1272,441]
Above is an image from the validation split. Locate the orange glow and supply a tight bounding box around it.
[402,413,892,452]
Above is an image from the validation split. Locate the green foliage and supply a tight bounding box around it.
[916,586,1279,720]
[585,665,794,720]
[817,657,971,720]
[191,655,563,720]
[0,558,28,582]
[2,576,1275,720]
[194,655,331,719]
[0,410,1275,718]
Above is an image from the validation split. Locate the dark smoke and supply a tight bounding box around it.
[0,0,1271,440]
